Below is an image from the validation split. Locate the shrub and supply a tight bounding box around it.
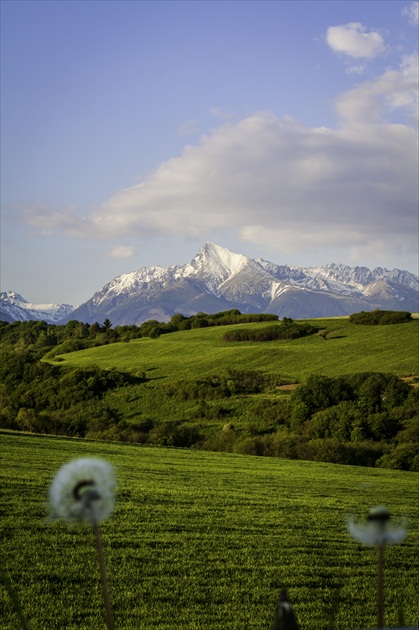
[201,427,237,453]
[349,310,412,325]
[270,431,300,459]
[376,443,419,471]
[234,436,266,456]
[223,320,317,342]
[147,421,203,448]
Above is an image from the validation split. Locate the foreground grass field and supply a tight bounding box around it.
[48,318,419,382]
[1,432,418,629]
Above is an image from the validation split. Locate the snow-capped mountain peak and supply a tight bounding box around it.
[3,243,418,326]
[194,242,250,276]
[0,291,74,324]
[184,242,256,294]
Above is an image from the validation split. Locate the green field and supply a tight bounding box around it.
[1,432,419,629]
[39,318,419,462]
[48,318,419,382]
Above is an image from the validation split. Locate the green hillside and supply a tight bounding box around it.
[48,317,419,382]
[1,432,418,630]
[1,316,418,470]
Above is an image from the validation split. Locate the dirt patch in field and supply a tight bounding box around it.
[401,375,419,387]
[276,383,298,391]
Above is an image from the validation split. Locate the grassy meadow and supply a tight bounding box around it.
[48,317,419,382]
[1,431,419,629]
[42,318,419,448]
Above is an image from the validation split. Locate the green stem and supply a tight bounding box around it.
[377,543,384,630]
[92,521,114,630]
[0,567,30,630]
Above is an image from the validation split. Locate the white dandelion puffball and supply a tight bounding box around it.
[347,506,407,546]
[49,458,115,524]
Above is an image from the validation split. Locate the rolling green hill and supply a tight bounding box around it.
[48,317,419,382]
[2,317,418,470]
[1,432,418,629]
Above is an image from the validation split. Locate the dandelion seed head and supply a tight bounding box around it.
[347,506,407,546]
[49,458,115,524]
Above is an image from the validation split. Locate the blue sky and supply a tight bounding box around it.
[1,0,418,306]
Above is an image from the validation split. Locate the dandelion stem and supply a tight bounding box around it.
[376,543,384,629]
[0,567,29,630]
[92,521,114,630]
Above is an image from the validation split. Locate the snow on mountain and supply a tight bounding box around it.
[64,242,418,326]
[0,291,74,324]
[2,243,417,325]
[187,242,249,282]
[256,259,419,294]
[91,265,173,307]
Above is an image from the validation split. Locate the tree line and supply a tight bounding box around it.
[0,310,279,357]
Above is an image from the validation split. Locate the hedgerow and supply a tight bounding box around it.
[349,309,412,325]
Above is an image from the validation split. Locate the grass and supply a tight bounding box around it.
[1,432,419,629]
[47,318,419,383]
[43,318,419,436]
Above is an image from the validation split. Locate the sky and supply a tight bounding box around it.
[1,0,418,307]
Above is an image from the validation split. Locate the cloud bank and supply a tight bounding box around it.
[25,53,418,267]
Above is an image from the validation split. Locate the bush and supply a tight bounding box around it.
[147,421,203,448]
[297,438,385,466]
[270,431,300,459]
[349,310,412,325]
[304,404,354,441]
[201,426,237,453]
[375,443,419,471]
[234,436,266,456]
[223,320,317,342]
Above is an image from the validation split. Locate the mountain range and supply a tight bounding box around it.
[2,243,418,325]
[0,292,74,324]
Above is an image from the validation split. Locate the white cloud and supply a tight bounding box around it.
[326,23,386,59]
[22,204,82,237]
[336,53,418,124]
[24,55,418,268]
[109,245,137,259]
[402,1,419,25]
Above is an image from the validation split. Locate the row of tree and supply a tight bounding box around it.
[0,309,411,358]
[0,310,279,357]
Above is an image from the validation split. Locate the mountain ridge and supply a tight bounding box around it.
[65,242,419,325]
[0,291,74,324]
[2,243,418,325]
